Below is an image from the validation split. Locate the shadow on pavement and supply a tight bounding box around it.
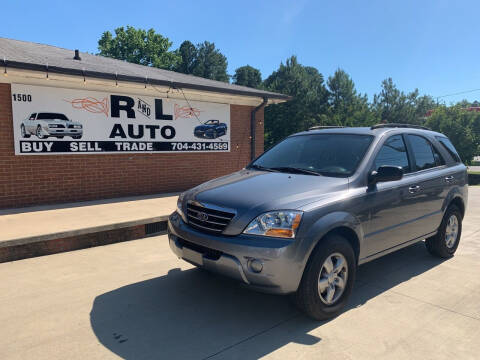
[90,242,445,360]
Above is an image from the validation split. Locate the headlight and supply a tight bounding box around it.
[48,124,60,128]
[73,125,82,129]
[176,192,185,218]
[243,210,303,238]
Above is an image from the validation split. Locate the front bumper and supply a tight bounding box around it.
[167,212,304,294]
[194,130,208,138]
[46,128,83,136]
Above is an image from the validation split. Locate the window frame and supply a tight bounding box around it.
[371,134,413,174]
[404,134,447,173]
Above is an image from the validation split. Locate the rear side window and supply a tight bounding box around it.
[29,113,36,120]
[407,135,436,171]
[436,136,461,163]
[374,135,410,173]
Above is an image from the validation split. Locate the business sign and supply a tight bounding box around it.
[11,84,230,155]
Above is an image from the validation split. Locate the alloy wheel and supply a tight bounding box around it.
[318,252,348,305]
[445,214,459,248]
[36,126,44,139]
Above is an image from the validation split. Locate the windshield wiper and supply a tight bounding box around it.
[247,164,279,172]
[269,167,322,176]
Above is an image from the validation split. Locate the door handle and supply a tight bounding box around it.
[408,185,421,194]
[445,175,454,183]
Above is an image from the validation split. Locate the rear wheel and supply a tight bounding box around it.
[294,234,356,320]
[425,205,462,258]
[21,124,31,138]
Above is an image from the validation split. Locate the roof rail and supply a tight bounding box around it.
[308,126,346,131]
[371,123,431,131]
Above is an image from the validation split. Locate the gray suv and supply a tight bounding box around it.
[168,124,468,320]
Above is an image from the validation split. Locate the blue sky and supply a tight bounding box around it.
[1,0,479,103]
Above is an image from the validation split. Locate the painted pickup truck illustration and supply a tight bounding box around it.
[20,112,83,139]
[194,120,227,139]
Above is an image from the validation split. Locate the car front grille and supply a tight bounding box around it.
[186,203,235,234]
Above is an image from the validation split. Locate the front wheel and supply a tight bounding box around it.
[72,135,82,139]
[294,234,356,320]
[425,205,462,258]
[36,125,47,139]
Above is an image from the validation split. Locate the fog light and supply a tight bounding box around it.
[249,259,263,273]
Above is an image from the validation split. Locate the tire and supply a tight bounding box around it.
[21,124,31,138]
[56,136,64,139]
[36,125,46,139]
[294,234,356,320]
[72,135,82,139]
[425,205,462,258]
[212,130,218,139]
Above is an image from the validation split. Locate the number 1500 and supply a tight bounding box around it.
[12,94,32,102]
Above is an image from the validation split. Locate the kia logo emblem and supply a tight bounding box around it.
[198,212,209,221]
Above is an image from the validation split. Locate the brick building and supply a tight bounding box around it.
[0,38,289,209]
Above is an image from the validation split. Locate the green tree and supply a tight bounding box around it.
[414,95,437,123]
[174,41,229,82]
[263,56,328,148]
[175,40,197,75]
[373,78,421,124]
[327,69,377,126]
[98,26,179,69]
[232,65,262,88]
[191,41,229,82]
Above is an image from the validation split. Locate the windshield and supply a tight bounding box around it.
[250,134,374,177]
[37,113,69,121]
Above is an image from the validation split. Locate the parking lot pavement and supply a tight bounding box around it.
[1,188,479,360]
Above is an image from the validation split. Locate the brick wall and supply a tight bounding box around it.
[0,83,264,209]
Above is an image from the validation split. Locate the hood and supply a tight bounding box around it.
[186,169,349,234]
[195,124,212,130]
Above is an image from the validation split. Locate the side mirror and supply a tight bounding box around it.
[369,165,403,185]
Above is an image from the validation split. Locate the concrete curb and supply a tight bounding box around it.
[0,217,169,263]
[0,215,170,249]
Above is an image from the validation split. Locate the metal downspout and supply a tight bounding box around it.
[251,97,268,160]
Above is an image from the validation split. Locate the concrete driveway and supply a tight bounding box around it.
[1,188,479,360]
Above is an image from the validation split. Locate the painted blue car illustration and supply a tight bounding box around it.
[194,120,227,139]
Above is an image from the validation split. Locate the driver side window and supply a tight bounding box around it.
[374,135,410,173]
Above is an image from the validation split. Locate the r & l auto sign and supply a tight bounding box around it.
[11,84,230,155]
